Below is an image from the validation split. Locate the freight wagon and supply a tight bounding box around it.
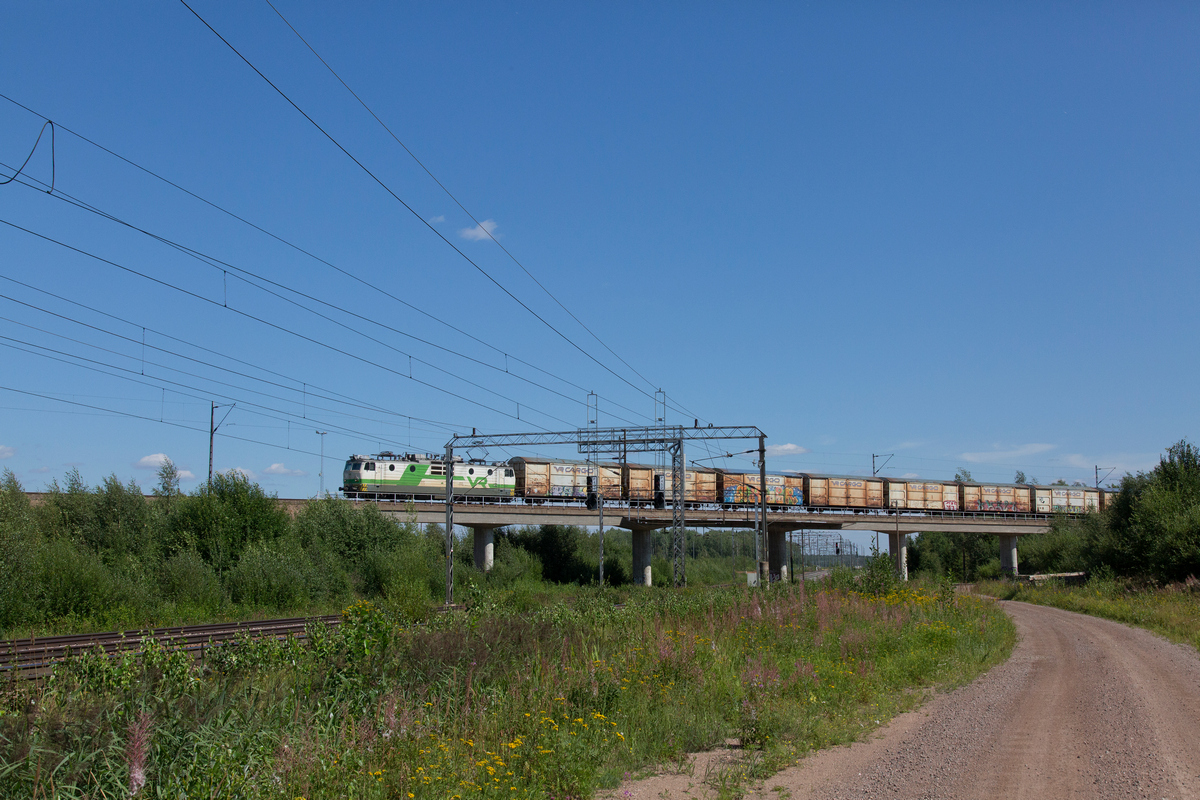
[885,480,960,511]
[509,457,620,500]
[960,482,1032,513]
[801,475,883,509]
[721,471,791,506]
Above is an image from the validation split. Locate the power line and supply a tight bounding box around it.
[0,328,419,451]
[0,119,54,189]
[0,273,464,434]
[0,91,654,425]
[0,168,605,428]
[262,0,668,401]
[179,1,683,416]
[0,383,328,460]
[0,215,559,429]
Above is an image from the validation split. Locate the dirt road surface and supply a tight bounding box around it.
[610,601,1200,800]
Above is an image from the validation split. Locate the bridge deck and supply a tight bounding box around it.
[322,498,1052,535]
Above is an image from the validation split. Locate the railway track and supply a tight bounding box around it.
[0,615,342,680]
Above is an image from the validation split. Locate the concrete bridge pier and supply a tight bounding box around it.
[1000,534,1019,576]
[767,527,790,583]
[632,529,653,586]
[888,531,909,581]
[471,526,496,572]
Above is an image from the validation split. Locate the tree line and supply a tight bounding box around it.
[910,439,1200,583]
[0,459,760,635]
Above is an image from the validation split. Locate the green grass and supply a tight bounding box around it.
[0,579,1014,799]
[978,578,1200,652]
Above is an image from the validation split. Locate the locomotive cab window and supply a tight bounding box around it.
[366,462,375,471]
[505,469,514,477]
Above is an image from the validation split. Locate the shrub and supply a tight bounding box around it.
[34,537,122,622]
[858,544,900,597]
[487,536,543,586]
[224,538,324,610]
[171,471,291,573]
[0,470,39,631]
[293,497,416,565]
[159,549,225,611]
[359,547,433,602]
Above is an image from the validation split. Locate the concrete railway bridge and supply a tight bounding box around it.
[282,497,1045,586]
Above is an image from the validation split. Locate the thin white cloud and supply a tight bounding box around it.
[135,453,195,481]
[231,467,257,481]
[0,445,13,459]
[960,443,1054,463]
[135,453,170,469]
[893,441,923,451]
[31,466,50,474]
[429,215,445,223]
[263,463,307,477]
[899,472,919,479]
[765,443,808,457]
[458,218,498,241]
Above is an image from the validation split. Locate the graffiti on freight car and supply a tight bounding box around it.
[975,501,1017,512]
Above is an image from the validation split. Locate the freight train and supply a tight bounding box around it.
[342,452,1117,514]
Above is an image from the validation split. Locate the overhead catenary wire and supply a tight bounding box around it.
[0,91,653,426]
[0,168,614,429]
[0,313,438,449]
[178,1,692,419]
[0,327,422,452]
[0,215,561,430]
[261,0,676,407]
[0,384,331,460]
[0,273,465,435]
[0,119,53,190]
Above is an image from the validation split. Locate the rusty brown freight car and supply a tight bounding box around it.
[803,475,882,508]
[622,463,655,502]
[885,480,960,510]
[509,457,619,499]
[960,483,1032,513]
[720,471,788,505]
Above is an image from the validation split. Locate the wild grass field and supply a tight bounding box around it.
[979,577,1200,653]
[1,577,1014,799]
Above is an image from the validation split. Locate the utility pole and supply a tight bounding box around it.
[444,444,455,605]
[788,530,795,583]
[872,454,893,555]
[1095,465,1114,488]
[758,434,768,584]
[598,492,605,585]
[208,402,235,485]
[315,430,328,495]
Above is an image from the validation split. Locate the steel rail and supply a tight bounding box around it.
[0,615,342,680]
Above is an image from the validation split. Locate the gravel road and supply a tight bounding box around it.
[606,600,1200,800]
[751,601,1200,799]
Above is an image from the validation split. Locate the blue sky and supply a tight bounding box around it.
[1,2,1196,528]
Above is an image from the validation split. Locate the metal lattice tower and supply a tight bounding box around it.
[442,424,766,597]
[668,437,686,586]
[651,390,687,586]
